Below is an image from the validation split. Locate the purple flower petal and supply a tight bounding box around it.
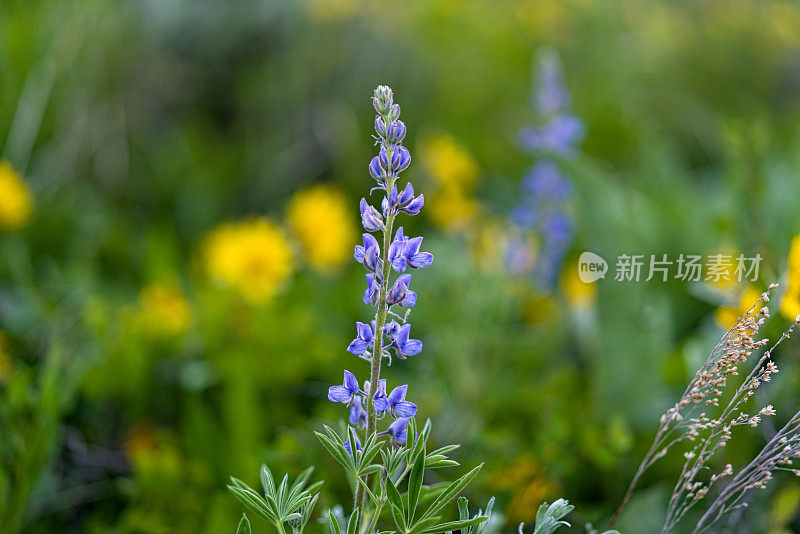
[408,252,433,269]
[387,385,407,405]
[393,400,417,418]
[328,385,352,403]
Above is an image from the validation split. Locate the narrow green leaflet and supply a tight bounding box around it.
[418,516,487,534]
[328,510,342,534]
[347,509,360,534]
[237,514,251,534]
[407,445,426,524]
[419,464,484,521]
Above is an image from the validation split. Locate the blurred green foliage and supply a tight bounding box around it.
[3,0,800,532]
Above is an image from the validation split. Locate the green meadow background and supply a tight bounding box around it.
[3,0,800,532]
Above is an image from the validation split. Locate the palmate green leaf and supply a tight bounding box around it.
[227,482,278,523]
[315,431,355,472]
[358,435,384,474]
[285,490,312,518]
[419,464,484,521]
[237,514,251,534]
[407,445,426,524]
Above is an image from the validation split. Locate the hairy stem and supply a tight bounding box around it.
[355,159,396,524]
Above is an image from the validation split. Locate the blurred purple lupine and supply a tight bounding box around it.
[508,50,584,288]
[329,86,431,476]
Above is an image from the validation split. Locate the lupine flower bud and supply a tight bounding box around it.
[362,273,380,306]
[368,156,385,184]
[390,146,411,173]
[373,85,393,114]
[385,120,406,144]
[364,245,380,272]
[360,198,384,231]
[374,116,388,138]
[378,146,392,173]
[387,104,400,121]
[386,185,399,212]
[386,275,409,305]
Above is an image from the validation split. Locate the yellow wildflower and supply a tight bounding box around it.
[487,457,557,523]
[780,235,800,320]
[203,218,292,304]
[0,160,33,231]
[561,258,596,308]
[420,135,481,231]
[426,187,479,231]
[139,283,193,336]
[421,135,478,190]
[705,248,740,290]
[715,285,762,330]
[287,184,356,270]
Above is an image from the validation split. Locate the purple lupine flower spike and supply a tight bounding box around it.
[328,370,361,404]
[394,323,422,358]
[334,86,430,441]
[347,322,374,356]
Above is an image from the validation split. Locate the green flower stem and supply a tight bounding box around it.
[355,150,397,525]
